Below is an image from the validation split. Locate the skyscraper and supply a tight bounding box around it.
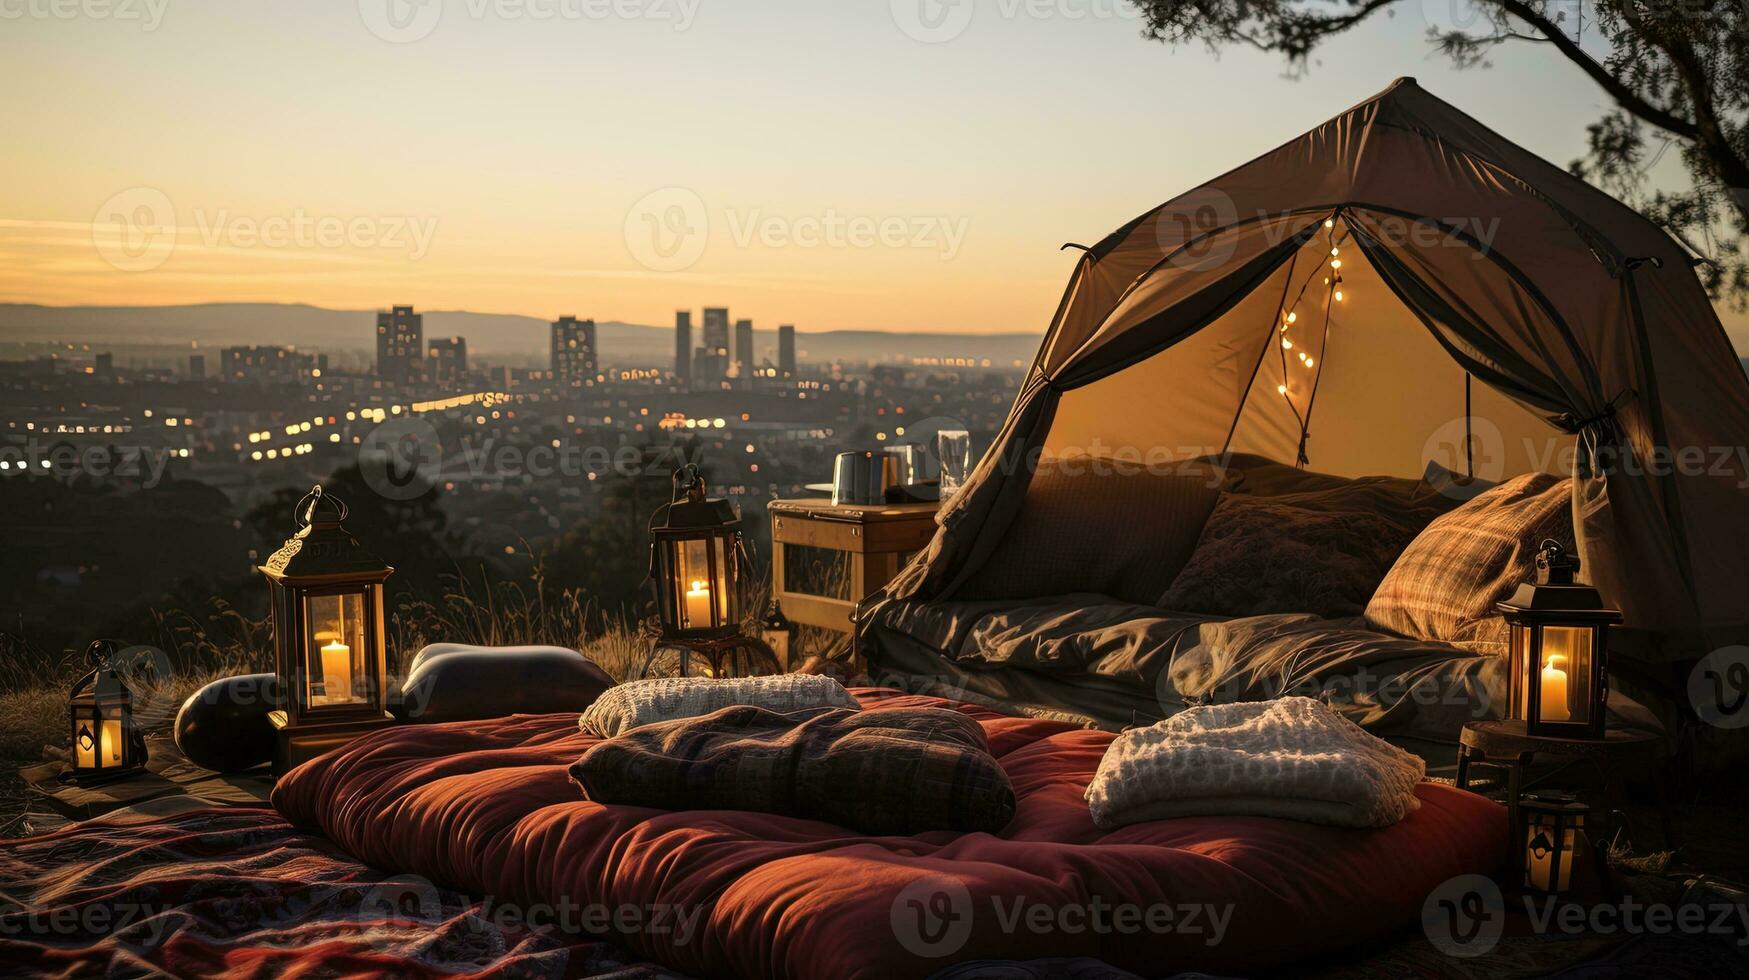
[778,324,796,378]
[188,353,206,380]
[734,318,754,379]
[428,336,468,385]
[551,315,597,387]
[699,307,730,382]
[674,310,692,383]
[376,305,424,384]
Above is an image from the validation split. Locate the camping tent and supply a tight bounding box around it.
[872,77,1749,670]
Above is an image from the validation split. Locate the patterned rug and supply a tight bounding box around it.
[0,800,689,978]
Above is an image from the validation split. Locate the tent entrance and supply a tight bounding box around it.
[1044,213,1563,482]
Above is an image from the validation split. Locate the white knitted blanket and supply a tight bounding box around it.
[1085,697,1425,829]
[579,674,857,738]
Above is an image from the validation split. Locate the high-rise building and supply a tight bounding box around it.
[428,336,468,385]
[551,315,597,387]
[94,352,114,377]
[188,353,206,380]
[701,307,730,381]
[778,325,796,378]
[376,305,424,384]
[734,319,754,379]
[674,311,692,383]
[220,345,316,384]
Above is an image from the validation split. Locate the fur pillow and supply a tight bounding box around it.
[1365,471,1572,655]
[579,674,856,738]
[1157,482,1451,619]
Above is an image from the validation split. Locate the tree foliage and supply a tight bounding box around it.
[1130,0,1749,304]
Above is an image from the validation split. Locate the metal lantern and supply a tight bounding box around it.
[648,465,745,641]
[760,599,794,669]
[66,639,146,783]
[1521,793,1591,894]
[1497,540,1621,739]
[259,485,396,774]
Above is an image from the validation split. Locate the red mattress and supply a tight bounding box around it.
[272,689,1505,979]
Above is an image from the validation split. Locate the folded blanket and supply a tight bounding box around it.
[579,673,856,737]
[1085,696,1425,829]
[570,704,1016,834]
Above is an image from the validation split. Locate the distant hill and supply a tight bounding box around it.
[0,303,1040,369]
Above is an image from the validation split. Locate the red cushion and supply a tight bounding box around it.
[272,689,1505,979]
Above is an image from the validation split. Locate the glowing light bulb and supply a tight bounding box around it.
[1331,259,1343,270]
[1335,290,1344,301]
[1286,311,1297,324]
[1277,384,1289,395]
[1330,247,1340,257]
[1324,218,1334,229]
[1304,357,1315,368]
[1282,339,1294,350]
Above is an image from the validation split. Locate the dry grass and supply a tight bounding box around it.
[0,564,666,835]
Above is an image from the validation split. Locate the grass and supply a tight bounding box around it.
[0,565,675,837]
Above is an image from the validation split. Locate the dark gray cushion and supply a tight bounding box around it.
[399,644,614,723]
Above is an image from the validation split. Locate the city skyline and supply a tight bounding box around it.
[6,4,1746,349]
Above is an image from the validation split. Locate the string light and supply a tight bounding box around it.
[1330,258,1342,270]
[1335,290,1344,302]
[1324,218,1334,229]
[1277,384,1289,395]
[1282,339,1294,350]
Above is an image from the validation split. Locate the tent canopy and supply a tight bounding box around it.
[877,77,1749,666]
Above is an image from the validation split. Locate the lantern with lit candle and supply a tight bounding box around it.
[1497,540,1621,739]
[637,465,781,678]
[65,639,145,783]
[259,485,395,774]
[1520,793,1591,894]
[649,465,745,641]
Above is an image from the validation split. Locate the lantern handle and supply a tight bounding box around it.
[295,484,350,527]
[84,638,118,670]
[671,464,706,504]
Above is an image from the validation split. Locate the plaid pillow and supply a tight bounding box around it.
[1364,472,1572,655]
[570,705,1016,835]
[579,674,856,738]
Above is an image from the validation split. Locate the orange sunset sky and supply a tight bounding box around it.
[4,1,1745,349]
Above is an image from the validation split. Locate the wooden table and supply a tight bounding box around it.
[1456,719,1675,854]
[768,497,939,668]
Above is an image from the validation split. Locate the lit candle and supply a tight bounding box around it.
[1540,653,1571,723]
[684,579,713,629]
[102,719,123,765]
[321,640,353,704]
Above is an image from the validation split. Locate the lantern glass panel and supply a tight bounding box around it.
[304,590,369,707]
[674,536,732,630]
[1537,626,1594,726]
[1510,623,1530,719]
[71,707,124,771]
[1525,811,1582,892]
